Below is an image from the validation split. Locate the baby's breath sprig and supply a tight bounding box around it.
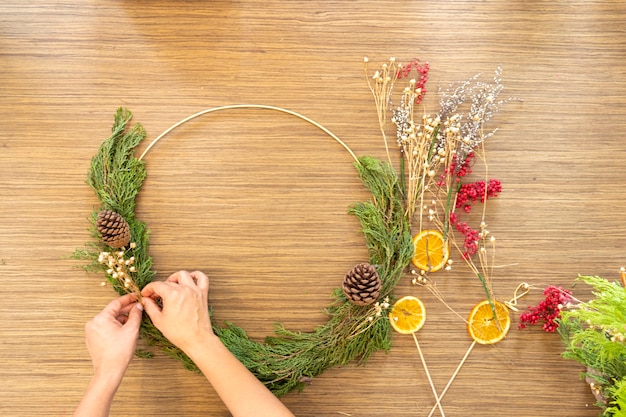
[97,242,142,300]
[368,297,391,322]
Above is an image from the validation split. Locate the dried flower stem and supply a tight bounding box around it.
[364,57,401,165]
[392,100,460,222]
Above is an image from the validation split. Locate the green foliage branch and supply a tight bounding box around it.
[74,108,414,396]
[72,108,155,292]
[558,275,626,416]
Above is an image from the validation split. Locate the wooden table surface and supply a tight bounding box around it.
[1,1,625,416]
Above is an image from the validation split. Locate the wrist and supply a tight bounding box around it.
[182,331,221,362]
[92,366,125,394]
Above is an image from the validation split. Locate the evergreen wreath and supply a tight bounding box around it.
[74,106,414,397]
[74,58,516,398]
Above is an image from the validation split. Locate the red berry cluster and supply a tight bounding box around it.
[441,152,502,259]
[456,179,502,214]
[441,152,475,185]
[397,58,430,104]
[519,286,573,332]
[452,219,480,258]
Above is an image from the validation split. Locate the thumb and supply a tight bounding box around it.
[124,302,144,331]
[142,297,163,325]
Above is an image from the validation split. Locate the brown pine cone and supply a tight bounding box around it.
[342,263,381,306]
[97,210,131,248]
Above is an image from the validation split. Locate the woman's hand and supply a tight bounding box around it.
[74,293,143,417]
[141,270,215,354]
[85,293,143,381]
[142,270,294,417]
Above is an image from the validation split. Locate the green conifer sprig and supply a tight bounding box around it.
[72,108,155,290]
[349,156,414,296]
[558,275,626,416]
[76,109,414,397]
[606,380,626,416]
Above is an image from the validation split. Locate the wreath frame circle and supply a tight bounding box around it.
[76,106,413,396]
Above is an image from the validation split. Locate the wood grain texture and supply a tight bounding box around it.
[1,1,625,416]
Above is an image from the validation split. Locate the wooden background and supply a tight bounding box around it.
[1,1,625,416]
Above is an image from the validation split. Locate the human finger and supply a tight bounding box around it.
[190,270,209,293]
[166,270,195,287]
[102,293,138,315]
[118,301,139,316]
[141,281,173,300]
[142,296,163,323]
[123,303,143,333]
[115,299,141,318]
[117,313,129,325]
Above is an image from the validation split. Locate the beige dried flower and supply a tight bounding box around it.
[97,243,141,300]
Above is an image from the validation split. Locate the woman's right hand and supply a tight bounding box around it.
[141,270,215,353]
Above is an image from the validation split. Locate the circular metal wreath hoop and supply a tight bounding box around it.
[78,106,413,396]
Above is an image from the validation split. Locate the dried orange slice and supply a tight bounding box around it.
[411,229,449,272]
[388,295,426,334]
[467,299,511,345]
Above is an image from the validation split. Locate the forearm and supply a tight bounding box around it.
[185,334,295,417]
[73,371,123,417]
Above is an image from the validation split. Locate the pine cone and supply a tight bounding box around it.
[342,263,381,306]
[97,210,131,248]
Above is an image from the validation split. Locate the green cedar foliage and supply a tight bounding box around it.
[72,108,155,290]
[558,275,626,416]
